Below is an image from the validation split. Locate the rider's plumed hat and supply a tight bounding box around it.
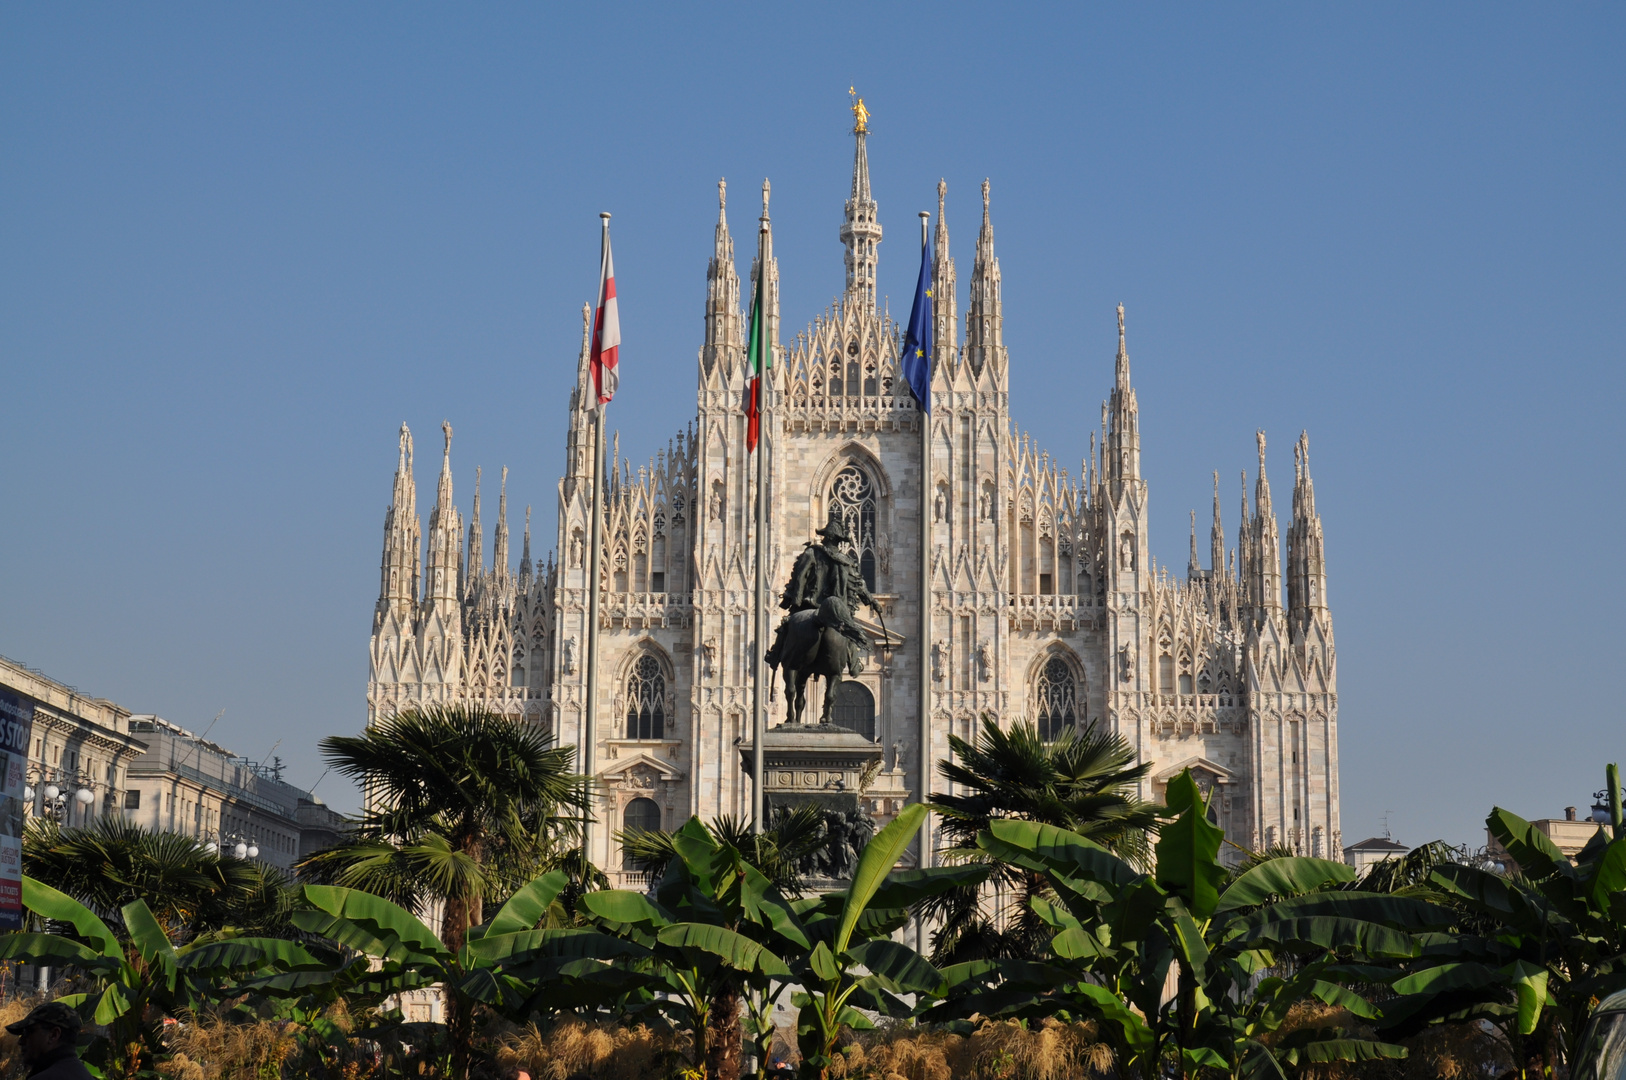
[815,510,851,543]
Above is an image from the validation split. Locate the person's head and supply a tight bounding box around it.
[815,512,850,547]
[5,1001,81,1063]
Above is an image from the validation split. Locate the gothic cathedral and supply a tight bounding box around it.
[366,127,1341,875]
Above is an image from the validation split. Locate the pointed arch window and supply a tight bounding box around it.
[829,465,878,591]
[1034,657,1078,742]
[625,655,666,740]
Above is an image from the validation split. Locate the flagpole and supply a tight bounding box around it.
[584,401,605,867]
[916,210,933,953]
[583,211,612,873]
[751,212,768,836]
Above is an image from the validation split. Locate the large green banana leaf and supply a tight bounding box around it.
[1214,858,1356,914]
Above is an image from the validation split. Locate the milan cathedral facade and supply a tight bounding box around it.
[366,128,1341,874]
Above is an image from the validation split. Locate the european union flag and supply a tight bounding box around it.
[900,230,934,413]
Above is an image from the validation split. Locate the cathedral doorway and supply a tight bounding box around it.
[622,797,661,868]
[829,681,875,741]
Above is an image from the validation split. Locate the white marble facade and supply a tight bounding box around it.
[365,129,1341,873]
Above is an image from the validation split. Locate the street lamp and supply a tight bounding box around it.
[1593,791,1612,824]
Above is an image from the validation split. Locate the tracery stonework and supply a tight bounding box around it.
[364,128,1341,876]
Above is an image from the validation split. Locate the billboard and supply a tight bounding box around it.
[0,688,35,930]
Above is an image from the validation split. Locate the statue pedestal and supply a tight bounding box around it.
[738,722,913,829]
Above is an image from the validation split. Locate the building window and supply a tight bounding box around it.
[1159,654,1175,695]
[651,571,666,593]
[828,465,878,591]
[830,682,875,741]
[124,790,141,810]
[1039,573,1054,595]
[622,797,662,870]
[625,655,666,740]
[1034,657,1078,742]
[1178,674,1193,696]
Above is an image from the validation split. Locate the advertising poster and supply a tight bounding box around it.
[0,688,35,930]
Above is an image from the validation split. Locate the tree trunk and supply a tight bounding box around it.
[707,978,744,1080]
[441,880,484,1078]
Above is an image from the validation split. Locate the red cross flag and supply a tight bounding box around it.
[590,215,620,405]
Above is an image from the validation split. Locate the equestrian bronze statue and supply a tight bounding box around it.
[764,511,885,726]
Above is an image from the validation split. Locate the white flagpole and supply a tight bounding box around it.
[917,210,934,954]
[583,212,612,871]
[751,211,769,834]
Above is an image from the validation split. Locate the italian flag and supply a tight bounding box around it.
[744,256,770,450]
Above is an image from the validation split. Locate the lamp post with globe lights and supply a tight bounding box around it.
[23,767,96,825]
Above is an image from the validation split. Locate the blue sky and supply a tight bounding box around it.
[3,5,1622,844]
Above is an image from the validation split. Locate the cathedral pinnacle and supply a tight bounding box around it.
[493,466,510,579]
[761,178,771,221]
[840,94,881,307]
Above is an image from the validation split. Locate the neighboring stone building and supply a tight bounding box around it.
[0,654,146,826]
[1485,806,1610,862]
[365,119,1341,874]
[1344,835,1410,873]
[122,716,335,872]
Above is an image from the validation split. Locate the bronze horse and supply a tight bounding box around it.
[765,607,884,726]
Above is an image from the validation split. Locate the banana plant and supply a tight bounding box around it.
[788,803,955,1080]
[940,770,1433,1080]
[282,869,646,1075]
[0,876,327,1078]
[581,816,810,1080]
[1375,801,1626,1080]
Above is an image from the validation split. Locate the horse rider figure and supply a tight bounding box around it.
[776,510,878,677]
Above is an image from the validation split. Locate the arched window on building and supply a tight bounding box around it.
[1034,657,1078,742]
[622,797,662,870]
[625,655,666,740]
[829,464,879,591]
[830,682,875,741]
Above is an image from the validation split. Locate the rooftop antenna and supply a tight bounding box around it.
[1382,810,1394,840]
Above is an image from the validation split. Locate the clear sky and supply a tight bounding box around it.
[3,5,1622,845]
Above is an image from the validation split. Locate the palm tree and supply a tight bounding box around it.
[298,704,587,1073]
[925,714,1162,964]
[619,804,829,894]
[23,816,286,942]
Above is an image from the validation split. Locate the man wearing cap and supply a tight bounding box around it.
[6,1001,93,1079]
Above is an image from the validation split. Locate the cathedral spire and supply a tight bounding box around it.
[1249,431,1282,613]
[519,504,532,587]
[1237,469,1251,590]
[702,178,741,373]
[1288,431,1328,632]
[964,179,1003,378]
[493,466,510,581]
[840,93,881,309]
[1210,470,1226,577]
[466,466,484,592]
[932,178,958,366]
[1188,509,1201,580]
[424,420,463,608]
[1104,304,1142,500]
[376,422,421,616]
